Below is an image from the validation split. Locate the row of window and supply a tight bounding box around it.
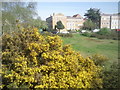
[102,23,109,24]
[102,18,110,20]
[67,20,82,22]
[111,26,118,29]
[67,24,82,27]
[102,22,118,25]
[102,18,118,20]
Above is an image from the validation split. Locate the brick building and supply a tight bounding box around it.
[46,13,85,32]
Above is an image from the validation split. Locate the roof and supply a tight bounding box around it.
[67,16,82,19]
[73,14,82,18]
[101,13,118,16]
[67,14,83,19]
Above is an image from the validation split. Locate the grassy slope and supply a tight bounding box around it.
[61,33,118,69]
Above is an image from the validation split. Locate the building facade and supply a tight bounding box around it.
[100,14,119,29]
[46,13,85,32]
[67,14,84,30]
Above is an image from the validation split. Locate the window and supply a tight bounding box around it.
[103,18,106,20]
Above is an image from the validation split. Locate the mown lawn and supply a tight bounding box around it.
[61,33,118,70]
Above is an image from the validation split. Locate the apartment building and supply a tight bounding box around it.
[67,14,84,30]
[100,14,119,29]
[46,13,85,32]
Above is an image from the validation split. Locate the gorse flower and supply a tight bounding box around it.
[2,27,102,88]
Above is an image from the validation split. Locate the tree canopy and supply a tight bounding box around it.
[56,21,65,33]
[82,19,96,30]
[2,2,47,34]
[84,8,101,28]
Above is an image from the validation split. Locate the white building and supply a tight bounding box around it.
[100,14,119,29]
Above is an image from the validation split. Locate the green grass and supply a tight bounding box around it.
[61,33,118,70]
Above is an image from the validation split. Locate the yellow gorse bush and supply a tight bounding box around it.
[2,27,102,88]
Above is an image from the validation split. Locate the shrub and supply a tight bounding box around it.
[91,54,119,88]
[91,54,108,66]
[57,33,73,37]
[41,31,54,36]
[2,27,102,88]
[97,28,110,35]
[91,29,118,40]
[102,62,119,88]
[82,32,92,37]
[41,31,73,38]
[68,30,77,33]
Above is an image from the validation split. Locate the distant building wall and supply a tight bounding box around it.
[100,15,110,29]
[111,15,119,29]
[46,13,85,31]
[117,1,120,29]
[100,14,119,29]
[67,14,84,30]
[52,13,67,30]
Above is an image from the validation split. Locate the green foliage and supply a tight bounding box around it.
[82,32,92,37]
[91,54,108,66]
[56,21,65,32]
[2,2,47,34]
[57,33,73,37]
[2,27,102,88]
[67,30,78,33]
[91,54,119,88]
[41,31,54,36]
[84,8,100,28]
[91,29,118,40]
[29,17,48,29]
[102,62,119,88]
[82,19,96,30]
[2,2,36,33]
[97,28,110,35]
[41,31,73,38]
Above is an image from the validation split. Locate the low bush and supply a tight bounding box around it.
[91,54,108,66]
[97,28,111,35]
[91,54,119,88]
[90,30,118,40]
[102,62,119,88]
[82,32,92,37]
[41,31,73,38]
[57,33,73,37]
[67,30,79,33]
[41,31,54,36]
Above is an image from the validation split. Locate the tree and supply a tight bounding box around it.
[29,17,48,29]
[56,21,65,33]
[2,27,102,88]
[2,2,48,34]
[2,2,35,33]
[84,8,101,28]
[82,19,96,30]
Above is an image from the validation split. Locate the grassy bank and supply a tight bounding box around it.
[61,33,118,70]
